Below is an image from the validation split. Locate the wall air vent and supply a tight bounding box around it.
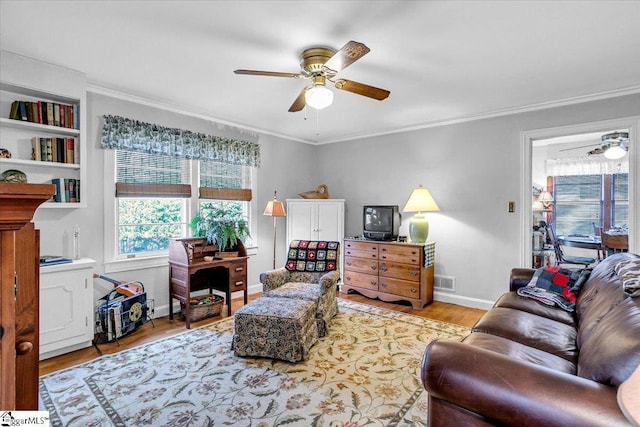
[434,275,456,292]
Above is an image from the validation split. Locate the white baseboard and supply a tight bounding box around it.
[434,291,495,311]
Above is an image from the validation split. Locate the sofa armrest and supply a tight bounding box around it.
[259,267,289,292]
[509,268,535,291]
[422,340,630,427]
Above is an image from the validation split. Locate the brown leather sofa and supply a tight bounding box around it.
[421,252,640,427]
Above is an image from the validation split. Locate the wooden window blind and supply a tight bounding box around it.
[115,150,191,197]
[199,161,252,201]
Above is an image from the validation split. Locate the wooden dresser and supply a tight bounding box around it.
[341,238,434,309]
[168,238,248,328]
[0,182,55,409]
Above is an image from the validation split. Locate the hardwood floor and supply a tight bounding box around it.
[39,291,486,376]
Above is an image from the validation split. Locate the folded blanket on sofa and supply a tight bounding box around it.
[517,266,591,311]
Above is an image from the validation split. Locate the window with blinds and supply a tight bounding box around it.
[198,161,253,245]
[553,173,628,236]
[612,174,629,229]
[115,150,190,256]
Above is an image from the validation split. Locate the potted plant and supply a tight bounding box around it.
[189,204,251,256]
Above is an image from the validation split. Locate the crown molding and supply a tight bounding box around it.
[88,82,640,146]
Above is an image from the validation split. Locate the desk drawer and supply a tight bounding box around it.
[344,256,378,274]
[343,271,378,290]
[229,259,247,290]
[379,261,420,282]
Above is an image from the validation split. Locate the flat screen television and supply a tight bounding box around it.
[363,205,401,241]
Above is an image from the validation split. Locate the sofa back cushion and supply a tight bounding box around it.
[577,295,640,386]
[576,253,638,347]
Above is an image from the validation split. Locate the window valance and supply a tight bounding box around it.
[101,115,260,167]
[546,157,628,176]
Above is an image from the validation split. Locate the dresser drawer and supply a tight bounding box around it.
[379,244,422,265]
[379,261,420,282]
[344,247,379,259]
[344,256,378,275]
[379,276,420,299]
[343,271,378,290]
[344,240,379,252]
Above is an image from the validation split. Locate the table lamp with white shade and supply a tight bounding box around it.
[402,184,439,243]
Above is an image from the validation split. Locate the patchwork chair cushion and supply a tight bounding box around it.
[285,240,340,273]
[232,297,318,363]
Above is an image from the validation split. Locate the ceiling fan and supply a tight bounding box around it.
[234,41,390,112]
[559,131,629,159]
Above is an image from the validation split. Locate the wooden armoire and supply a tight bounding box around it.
[0,182,54,409]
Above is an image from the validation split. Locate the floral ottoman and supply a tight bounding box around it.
[231,297,319,362]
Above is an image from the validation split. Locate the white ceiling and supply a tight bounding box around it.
[2,1,640,144]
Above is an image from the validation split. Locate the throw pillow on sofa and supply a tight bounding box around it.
[517,266,591,311]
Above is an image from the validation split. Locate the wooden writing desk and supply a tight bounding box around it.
[168,238,248,328]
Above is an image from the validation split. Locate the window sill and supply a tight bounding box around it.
[104,245,258,274]
[104,255,170,274]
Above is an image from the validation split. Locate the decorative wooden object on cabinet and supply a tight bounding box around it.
[286,199,345,244]
[168,238,248,329]
[0,50,87,208]
[40,258,96,360]
[341,238,434,310]
[0,182,55,410]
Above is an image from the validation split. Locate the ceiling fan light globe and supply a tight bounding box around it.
[604,143,627,159]
[305,85,333,110]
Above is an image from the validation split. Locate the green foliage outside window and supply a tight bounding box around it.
[118,199,185,254]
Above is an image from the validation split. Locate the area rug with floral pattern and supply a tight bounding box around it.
[39,299,470,427]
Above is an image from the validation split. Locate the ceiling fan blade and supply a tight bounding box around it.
[333,79,390,101]
[559,143,601,152]
[322,41,370,74]
[288,87,309,112]
[234,69,304,79]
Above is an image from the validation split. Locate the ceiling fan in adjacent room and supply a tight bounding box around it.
[559,131,629,159]
[234,41,390,112]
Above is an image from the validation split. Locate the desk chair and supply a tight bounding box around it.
[545,225,596,268]
[601,233,628,258]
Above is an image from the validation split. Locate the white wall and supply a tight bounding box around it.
[316,93,640,308]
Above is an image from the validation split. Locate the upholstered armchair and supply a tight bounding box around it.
[259,240,340,337]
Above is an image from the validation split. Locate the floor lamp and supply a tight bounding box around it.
[263,191,286,269]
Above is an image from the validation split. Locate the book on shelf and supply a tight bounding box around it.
[8,99,77,129]
[51,178,80,203]
[9,101,20,119]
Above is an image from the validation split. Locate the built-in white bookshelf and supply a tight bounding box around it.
[0,51,87,208]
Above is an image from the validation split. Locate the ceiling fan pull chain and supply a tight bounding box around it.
[316,109,321,136]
